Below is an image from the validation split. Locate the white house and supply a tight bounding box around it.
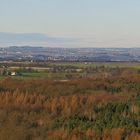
[11,72,17,76]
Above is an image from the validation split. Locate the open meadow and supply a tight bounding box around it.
[0,61,140,80]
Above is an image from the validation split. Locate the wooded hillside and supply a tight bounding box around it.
[0,74,140,140]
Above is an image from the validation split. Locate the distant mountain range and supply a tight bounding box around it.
[0,46,139,62]
[0,32,47,47]
[0,32,79,48]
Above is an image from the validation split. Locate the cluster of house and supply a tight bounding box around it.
[0,69,22,76]
[11,72,21,76]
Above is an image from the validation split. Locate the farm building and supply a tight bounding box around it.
[11,72,22,76]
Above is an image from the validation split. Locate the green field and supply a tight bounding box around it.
[22,72,48,77]
[5,62,140,70]
[50,62,140,68]
[0,62,140,80]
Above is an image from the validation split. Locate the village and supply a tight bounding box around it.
[0,68,22,76]
[0,65,22,76]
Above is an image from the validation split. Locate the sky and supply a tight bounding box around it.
[0,0,140,48]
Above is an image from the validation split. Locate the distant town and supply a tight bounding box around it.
[0,46,140,62]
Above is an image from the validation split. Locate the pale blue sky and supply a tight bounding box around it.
[0,0,140,47]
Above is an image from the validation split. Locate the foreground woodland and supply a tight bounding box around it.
[0,68,140,140]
